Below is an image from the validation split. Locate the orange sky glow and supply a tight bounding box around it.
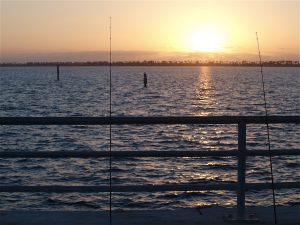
[0,0,299,62]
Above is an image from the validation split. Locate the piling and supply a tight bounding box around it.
[57,65,60,81]
[144,72,147,88]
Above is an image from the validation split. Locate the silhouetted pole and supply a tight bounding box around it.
[56,65,60,81]
[143,72,147,88]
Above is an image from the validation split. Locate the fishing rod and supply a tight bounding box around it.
[109,16,112,225]
[256,32,277,225]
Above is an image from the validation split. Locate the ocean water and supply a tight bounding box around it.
[0,66,299,210]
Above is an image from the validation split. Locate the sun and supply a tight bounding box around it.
[186,27,223,52]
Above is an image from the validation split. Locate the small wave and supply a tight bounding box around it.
[205,163,236,170]
[289,202,300,206]
[19,164,45,170]
[123,200,155,208]
[16,158,30,163]
[248,169,270,175]
[162,191,210,199]
[46,197,100,209]
[286,162,300,168]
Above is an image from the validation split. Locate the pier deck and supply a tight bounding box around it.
[1,206,299,225]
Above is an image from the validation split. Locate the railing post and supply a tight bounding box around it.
[237,121,246,218]
[224,121,253,222]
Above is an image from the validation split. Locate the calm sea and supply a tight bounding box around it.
[0,66,299,210]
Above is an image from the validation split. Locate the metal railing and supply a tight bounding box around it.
[0,116,300,219]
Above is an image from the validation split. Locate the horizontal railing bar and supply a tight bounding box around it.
[0,150,299,158]
[246,149,300,156]
[0,150,238,158]
[246,182,300,190]
[0,182,299,193]
[1,116,299,125]
[0,184,237,193]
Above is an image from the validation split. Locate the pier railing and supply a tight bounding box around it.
[0,116,300,219]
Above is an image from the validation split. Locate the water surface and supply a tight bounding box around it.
[0,66,299,210]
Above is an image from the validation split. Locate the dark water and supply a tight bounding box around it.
[0,66,299,210]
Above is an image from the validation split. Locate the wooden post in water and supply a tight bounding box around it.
[143,72,147,88]
[56,65,60,81]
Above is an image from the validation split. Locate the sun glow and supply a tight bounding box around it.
[185,27,223,52]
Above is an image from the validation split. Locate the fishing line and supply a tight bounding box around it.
[109,16,112,225]
[256,32,277,225]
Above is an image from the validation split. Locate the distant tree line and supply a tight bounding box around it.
[0,60,299,67]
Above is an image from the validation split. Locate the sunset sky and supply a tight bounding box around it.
[0,0,299,62]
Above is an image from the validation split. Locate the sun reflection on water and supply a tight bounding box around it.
[193,66,218,116]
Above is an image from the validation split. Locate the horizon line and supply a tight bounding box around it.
[1,60,299,67]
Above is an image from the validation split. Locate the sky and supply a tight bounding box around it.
[0,0,299,62]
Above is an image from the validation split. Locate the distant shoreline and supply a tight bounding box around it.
[1,60,299,67]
